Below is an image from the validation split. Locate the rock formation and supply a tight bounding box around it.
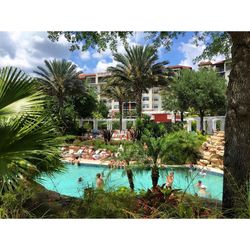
[197,131,224,170]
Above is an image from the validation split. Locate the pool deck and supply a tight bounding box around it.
[62,158,224,175]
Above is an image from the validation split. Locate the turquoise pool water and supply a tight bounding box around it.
[38,163,223,200]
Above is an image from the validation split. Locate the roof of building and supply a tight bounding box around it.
[198,61,213,66]
[167,65,192,69]
[79,73,96,79]
[79,72,111,79]
[212,60,226,65]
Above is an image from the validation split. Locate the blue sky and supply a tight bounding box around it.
[0,32,224,74]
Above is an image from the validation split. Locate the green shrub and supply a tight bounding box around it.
[112,121,120,130]
[0,184,34,218]
[161,130,206,164]
[81,188,137,218]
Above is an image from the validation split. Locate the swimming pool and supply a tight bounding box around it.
[38,163,223,200]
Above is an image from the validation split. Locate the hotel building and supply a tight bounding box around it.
[79,60,229,122]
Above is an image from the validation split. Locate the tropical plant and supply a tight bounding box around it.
[34,59,85,130]
[0,67,64,193]
[107,45,170,116]
[116,143,144,191]
[161,130,205,164]
[140,134,166,189]
[134,115,167,140]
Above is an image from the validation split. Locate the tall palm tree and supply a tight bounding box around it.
[34,59,84,117]
[0,67,64,193]
[102,78,130,131]
[107,45,169,117]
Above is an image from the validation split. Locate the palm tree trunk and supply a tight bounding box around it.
[58,95,64,120]
[222,32,250,218]
[199,109,204,132]
[180,111,184,122]
[135,91,142,117]
[126,168,134,191]
[151,165,159,188]
[119,100,123,131]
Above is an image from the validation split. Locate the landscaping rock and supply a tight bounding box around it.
[196,131,224,171]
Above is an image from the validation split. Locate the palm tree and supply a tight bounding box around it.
[34,59,84,118]
[116,143,143,191]
[141,134,166,189]
[107,45,169,117]
[0,67,64,193]
[102,78,130,131]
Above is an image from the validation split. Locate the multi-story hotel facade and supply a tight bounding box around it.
[79,61,230,122]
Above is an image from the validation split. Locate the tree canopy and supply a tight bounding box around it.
[162,69,226,130]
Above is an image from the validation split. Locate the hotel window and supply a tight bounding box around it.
[86,77,96,83]
[142,96,149,101]
[153,97,159,102]
[98,77,107,83]
[142,104,149,109]
[153,105,158,109]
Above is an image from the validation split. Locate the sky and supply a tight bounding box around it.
[0,31,225,75]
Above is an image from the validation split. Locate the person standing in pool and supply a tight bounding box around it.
[196,180,202,188]
[198,185,210,198]
[96,173,104,189]
[166,171,174,189]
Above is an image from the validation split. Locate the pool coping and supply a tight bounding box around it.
[61,159,224,176]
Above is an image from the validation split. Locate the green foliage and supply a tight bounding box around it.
[161,130,206,164]
[187,69,227,114]
[162,69,226,130]
[73,93,97,119]
[92,100,109,119]
[34,59,92,134]
[134,115,183,140]
[0,183,34,218]
[80,188,137,218]
[48,31,133,52]
[47,32,231,65]
[34,59,84,106]
[107,45,170,116]
[193,32,231,62]
[112,121,120,130]
[0,67,64,193]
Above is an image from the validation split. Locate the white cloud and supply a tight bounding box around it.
[80,51,91,60]
[95,59,117,73]
[0,31,72,73]
[178,38,206,69]
[92,49,112,59]
[178,37,226,70]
